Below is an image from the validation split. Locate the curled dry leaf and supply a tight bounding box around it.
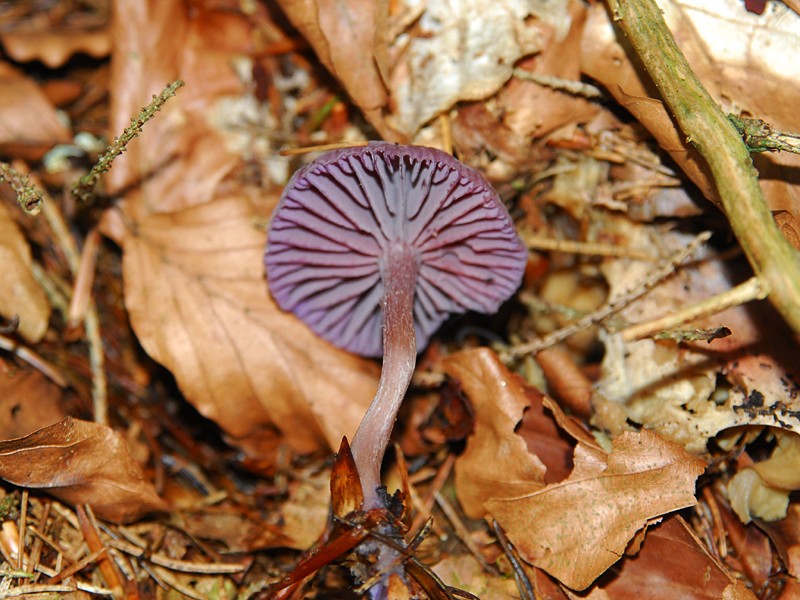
[444,348,546,519]
[0,417,166,523]
[100,197,377,459]
[757,503,800,580]
[498,1,599,141]
[487,430,705,590]
[0,203,50,343]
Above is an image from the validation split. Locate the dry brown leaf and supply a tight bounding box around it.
[101,197,376,459]
[757,503,800,580]
[178,508,291,552]
[487,430,706,590]
[100,1,378,460]
[588,516,756,600]
[0,62,69,159]
[280,467,330,550]
[432,554,519,599]
[387,0,553,136]
[0,368,66,439]
[275,0,395,139]
[0,417,166,523]
[444,348,546,519]
[104,0,245,208]
[498,0,599,140]
[0,28,111,69]
[0,202,51,342]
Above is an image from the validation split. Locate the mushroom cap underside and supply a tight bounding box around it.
[265,142,527,357]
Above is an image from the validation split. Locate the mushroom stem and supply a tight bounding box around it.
[350,244,419,510]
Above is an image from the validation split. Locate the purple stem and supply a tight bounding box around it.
[350,243,419,510]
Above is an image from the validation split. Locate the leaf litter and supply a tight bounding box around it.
[0,0,799,597]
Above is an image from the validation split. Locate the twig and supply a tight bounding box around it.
[606,0,800,337]
[729,115,800,155]
[434,491,499,576]
[491,520,535,600]
[506,231,710,358]
[32,170,108,424]
[17,491,27,571]
[521,231,655,261]
[512,68,603,99]
[620,276,766,342]
[72,80,185,202]
[0,335,67,387]
[280,140,369,156]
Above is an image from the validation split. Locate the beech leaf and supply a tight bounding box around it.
[0,202,50,342]
[101,197,377,460]
[595,516,756,599]
[444,348,546,519]
[487,430,706,590]
[0,417,166,523]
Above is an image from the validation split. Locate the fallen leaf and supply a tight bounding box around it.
[280,467,331,550]
[757,503,800,580]
[177,508,291,552]
[487,430,706,590]
[0,27,111,69]
[100,0,378,461]
[104,0,246,209]
[591,516,756,600]
[275,0,395,140]
[101,197,377,460]
[0,202,51,342]
[728,468,789,524]
[444,348,546,519]
[387,0,551,136]
[0,368,66,439]
[0,62,70,159]
[433,553,519,599]
[498,1,599,140]
[0,417,166,523]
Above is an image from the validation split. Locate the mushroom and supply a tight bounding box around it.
[265,142,527,509]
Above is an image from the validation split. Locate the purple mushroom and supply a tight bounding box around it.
[265,142,526,509]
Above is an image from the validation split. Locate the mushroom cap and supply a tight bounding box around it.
[265,142,527,357]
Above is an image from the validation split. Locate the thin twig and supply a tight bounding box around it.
[434,492,499,576]
[512,68,603,99]
[32,171,108,424]
[506,231,711,358]
[492,520,535,600]
[0,335,67,387]
[620,276,767,342]
[606,0,800,337]
[521,231,655,261]
[280,140,368,156]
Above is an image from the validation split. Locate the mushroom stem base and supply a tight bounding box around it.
[351,245,418,511]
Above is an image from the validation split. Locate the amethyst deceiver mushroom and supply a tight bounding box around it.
[265,142,527,509]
